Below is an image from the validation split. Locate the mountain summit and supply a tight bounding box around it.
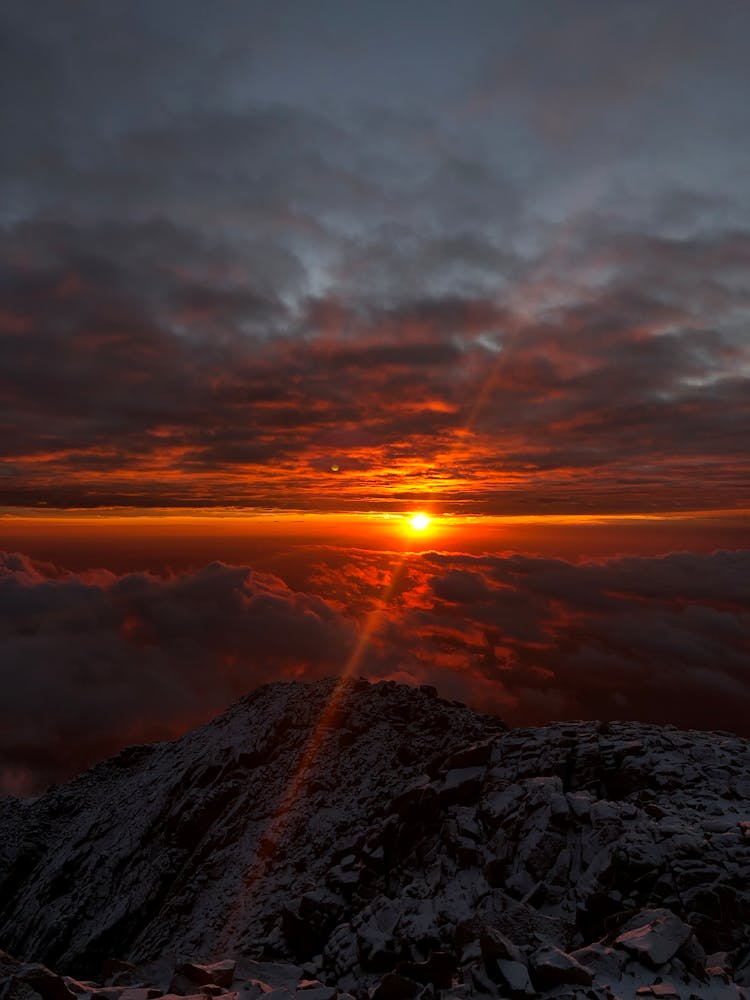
[1,677,749,998]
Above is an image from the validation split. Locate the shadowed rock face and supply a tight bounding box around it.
[1,678,749,999]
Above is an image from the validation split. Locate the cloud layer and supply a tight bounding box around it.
[2,546,748,795]
[1,217,747,513]
[1,2,749,513]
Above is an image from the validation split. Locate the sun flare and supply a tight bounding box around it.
[409,512,431,532]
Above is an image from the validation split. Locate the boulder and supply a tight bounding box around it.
[614,909,693,968]
[529,946,593,990]
[496,960,534,998]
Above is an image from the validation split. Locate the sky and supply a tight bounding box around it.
[1,1,748,794]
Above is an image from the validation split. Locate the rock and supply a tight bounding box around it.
[293,989,336,1000]
[438,768,486,807]
[14,966,77,1000]
[150,994,206,1000]
[704,951,731,973]
[569,943,625,980]
[469,966,500,998]
[283,892,346,961]
[635,986,680,998]
[496,960,534,997]
[479,928,525,967]
[1,681,750,997]
[390,779,438,823]
[4,982,45,1000]
[395,953,454,991]
[235,982,274,999]
[0,952,21,977]
[126,958,176,995]
[705,965,731,985]
[62,979,97,995]
[167,974,199,996]
[566,792,592,821]
[233,960,302,993]
[371,974,420,1000]
[529,946,593,990]
[442,743,494,771]
[102,962,137,987]
[176,963,236,990]
[475,890,570,952]
[504,870,535,900]
[614,909,693,968]
[355,897,404,972]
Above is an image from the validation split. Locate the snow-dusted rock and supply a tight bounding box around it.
[1,678,749,998]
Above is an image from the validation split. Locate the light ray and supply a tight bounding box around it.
[219,552,409,949]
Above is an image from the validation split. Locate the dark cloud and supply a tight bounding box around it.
[401,550,750,733]
[0,3,748,513]
[430,568,491,604]
[0,214,747,512]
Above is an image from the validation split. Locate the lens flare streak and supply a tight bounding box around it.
[220,554,409,947]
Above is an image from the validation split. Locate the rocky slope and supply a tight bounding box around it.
[1,677,749,999]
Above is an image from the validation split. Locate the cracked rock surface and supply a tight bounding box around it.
[1,678,749,998]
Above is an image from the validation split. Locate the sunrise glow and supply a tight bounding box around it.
[409,513,431,532]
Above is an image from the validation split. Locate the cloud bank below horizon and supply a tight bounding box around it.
[2,546,748,795]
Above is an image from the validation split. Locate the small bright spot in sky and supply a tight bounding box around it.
[409,513,431,531]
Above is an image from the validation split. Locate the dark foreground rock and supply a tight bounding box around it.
[1,677,750,998]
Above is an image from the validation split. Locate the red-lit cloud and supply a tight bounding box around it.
[1,220,748,513]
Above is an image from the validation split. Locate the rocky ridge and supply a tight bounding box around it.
[1,677,749,999]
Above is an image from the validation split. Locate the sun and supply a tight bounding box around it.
[409,512,431,532]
